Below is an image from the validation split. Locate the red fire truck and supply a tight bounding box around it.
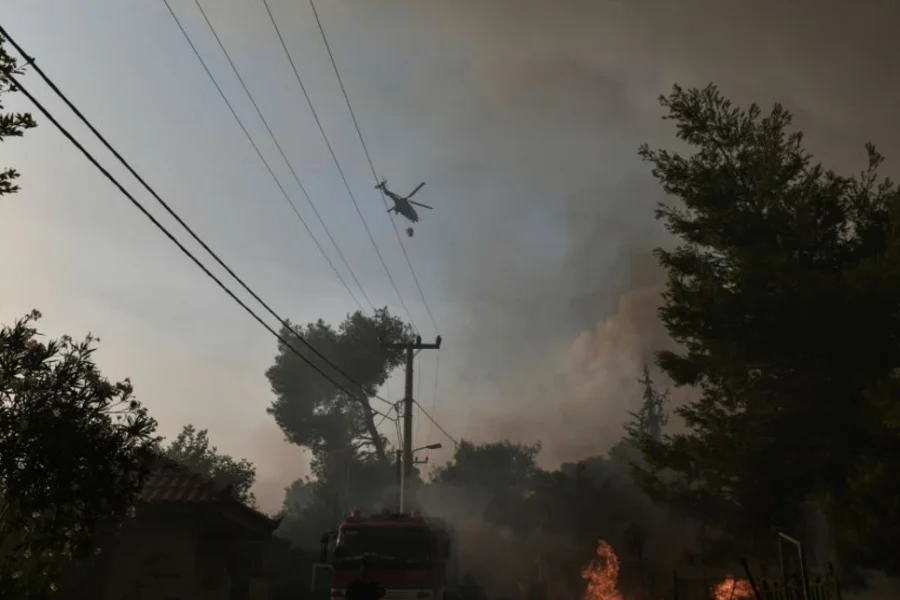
[318,509,458,600]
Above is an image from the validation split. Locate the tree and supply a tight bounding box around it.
[432,440,542,492]
[274,477,315,544]
[1,33,37,196]
[431,440,542,525]
[0,312,158,596]
[162,424,257,507]
[267,309,412,549]
[266,309,412,473]
[281,477,315,517]
[633,84,900,569]
[610,362,670,470]
[627,361,669,443]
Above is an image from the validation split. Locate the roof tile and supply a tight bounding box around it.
[137,457,281,534]
[139,458,225,504]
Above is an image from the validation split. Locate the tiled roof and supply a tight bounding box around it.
[139,457,225,503]
[138,457,281,534]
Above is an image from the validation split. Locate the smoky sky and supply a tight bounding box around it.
[148,0,899,472]
[410,0,900,464]
[4,0,898,508]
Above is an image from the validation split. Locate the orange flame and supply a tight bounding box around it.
[580,539,624,600]
[712,577,754,600]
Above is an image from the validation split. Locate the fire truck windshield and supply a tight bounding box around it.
[335,526,432,568]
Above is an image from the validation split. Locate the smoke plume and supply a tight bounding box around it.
[422,0,900,465]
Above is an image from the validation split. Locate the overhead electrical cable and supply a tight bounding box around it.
[160,0,373,313]
[0,25,395,411]
[414,399,458,447]
[373,401,397,431]
[261,0,420,333]
[308,0,440,334]
[4,72,395,420]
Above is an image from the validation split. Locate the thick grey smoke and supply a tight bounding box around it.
[419,0,900,466]
[283,0,898,593]
[210,0,900,511]
[416,482,590,598]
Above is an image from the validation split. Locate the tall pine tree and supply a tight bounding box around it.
[609,361,669,470]
[627,361,669,443]
[633,84,900,570]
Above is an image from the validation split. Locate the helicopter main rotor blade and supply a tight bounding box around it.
[410,201,433,210]
[406,182,426,199]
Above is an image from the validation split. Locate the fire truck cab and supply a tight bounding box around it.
[318,509,458,600]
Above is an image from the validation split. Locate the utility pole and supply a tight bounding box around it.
[384,334,442,511]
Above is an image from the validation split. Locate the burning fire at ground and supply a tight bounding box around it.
[581,539,623,600]
[712,577,754,600]
[580,538,754,600]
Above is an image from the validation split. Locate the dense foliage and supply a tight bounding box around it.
[0,33,37,196]
[162,424,258,507]
[0,312,158,595]
[633,84,900,572]
[267,308,412,470]
[269,309,413,544]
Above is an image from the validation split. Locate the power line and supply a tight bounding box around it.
[161,0,373,313]
[0,25,395,410]
[3,70,397,421]
[308,0,440,335]
[165,0,405,410]
[414,399,458,447]
[373,401,397,431]
[261,0,420,333]
[183,0,377,314]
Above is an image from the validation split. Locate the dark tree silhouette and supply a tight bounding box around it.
[267,309,412,548]
[432,440,542,493]
[633,84,900,571]
[266,309,412,471]
[627,361,669,443]
[162,424,257,507]
[0,312,158,595]
[0,33,36,196]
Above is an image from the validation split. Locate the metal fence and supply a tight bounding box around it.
[671,567,841,600]
[670,532,843,600]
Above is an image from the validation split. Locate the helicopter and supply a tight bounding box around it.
[376,179,432,237]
